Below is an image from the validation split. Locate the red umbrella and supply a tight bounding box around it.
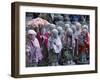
[27,17,50,27]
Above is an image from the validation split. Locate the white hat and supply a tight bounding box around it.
[52,29,58,34]
[75,22,81,26]
[75,22,81,30]
[67,28,73,36]
[50,24,56,29]
[28,30,37,35]
[65,23,70,28]
[57,26,63,31]
[82,25,88,30]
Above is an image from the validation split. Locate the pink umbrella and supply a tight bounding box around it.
[27,17,50,27]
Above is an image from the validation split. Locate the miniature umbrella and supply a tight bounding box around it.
[27,17,50,27]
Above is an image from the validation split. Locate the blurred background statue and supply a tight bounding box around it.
[48,29,62,66]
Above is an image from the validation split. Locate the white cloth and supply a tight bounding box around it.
[48,36,62,53]
[74,30,81,39]
[26,38,43,63]
[31,38,40,48]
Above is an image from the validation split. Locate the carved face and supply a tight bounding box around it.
[41,27,46,34]
[52,29,58,38]
[81,28,87,37]
[28,34,35,40]
[67,28,73,37]
[53,33,58,38]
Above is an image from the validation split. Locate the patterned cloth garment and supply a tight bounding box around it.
[26,38,43,64]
